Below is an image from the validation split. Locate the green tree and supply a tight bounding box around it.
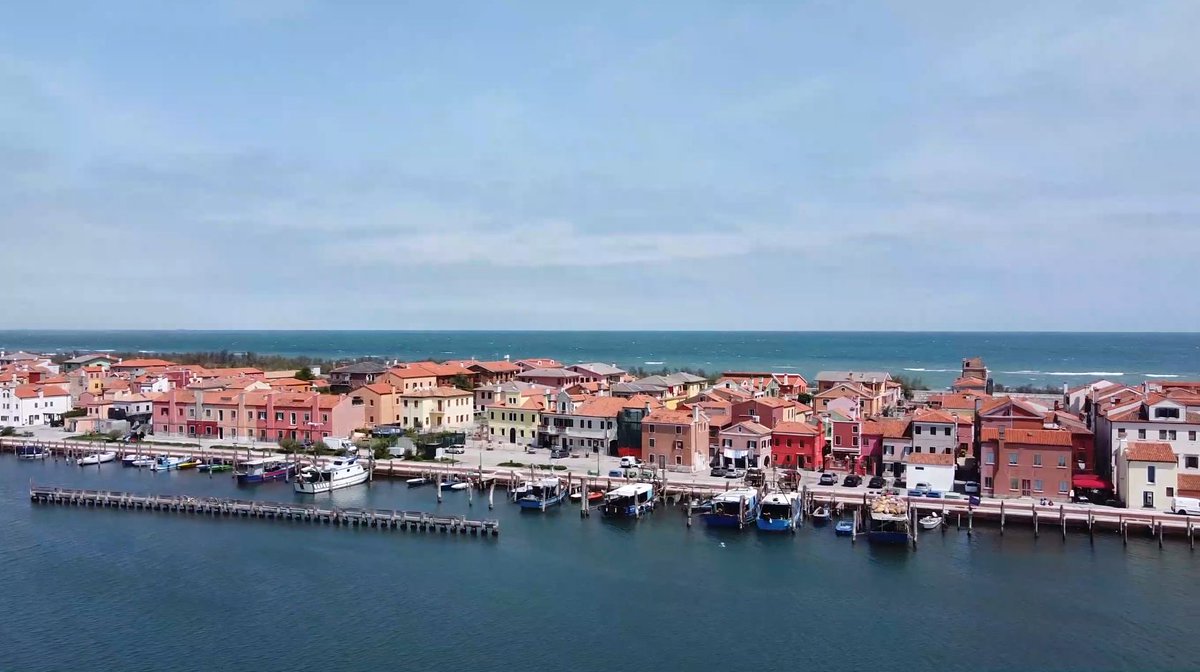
[295,367,314,381]
[891,374,928,400]
[451,373,473,391]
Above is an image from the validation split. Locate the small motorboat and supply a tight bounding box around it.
[78,451,117,466]
[439,478,465,490]
[130,455,156,468]
[449,482,470,491]
[176,456,201,470]
[569,490,605,503]
[919,514,944,530]
[406,477,429,487]
[199,462,232,473]
[150,455,184,472]
[121,454,143,467]
[811,505,831,527]
[835,520,855,536]
[17,445,49,460]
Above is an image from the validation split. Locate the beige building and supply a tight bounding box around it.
[1116,441,1178,511]
[398,387,474,431]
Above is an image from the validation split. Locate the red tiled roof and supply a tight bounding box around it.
[1177,473,1200,494]
[980,427,1073,447]
[113,358,176,368]
[913,408,958,424]
[645,408,698,424]
[773,421,821,436]
[398,386,472,399]
[876,417,912,439]
[359,383,394,395]
[907,452,956,466]
[1126,441,1177,463]
[723,420,770,435]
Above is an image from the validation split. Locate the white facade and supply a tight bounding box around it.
[0,388,72,427]
[1117,455,1178,511]
[1108,421,1200,481]
[904,462,955,493]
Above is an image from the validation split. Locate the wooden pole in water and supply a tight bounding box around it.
[1088,509,1094,544]
[852,508,858,543]
[941,503,947,535]
[1000,500,1005,534]
[1033,506,1039,538]
[1188,519,1194,550]
[1158,521,1164,549]
[967,506,973,536]
[437,472,443,503]
[1122,518,1128,546]
[1060,504,1066,540]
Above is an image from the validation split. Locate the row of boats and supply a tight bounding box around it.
[693,488,926,543]
[15,443,369,495]
[405,473,658,518]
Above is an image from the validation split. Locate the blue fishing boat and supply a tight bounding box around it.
[600,483,656,518]
[701,488,759,529]
[235,458,297,484]
[517,478,568,510]
[867,494,910,546]
[150,455,185,472]
[835,520,855,536]
[756,492,802,532]
[17,445,48,460]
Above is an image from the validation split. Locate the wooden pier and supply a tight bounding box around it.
[29,485,500,537]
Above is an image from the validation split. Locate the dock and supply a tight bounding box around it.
[29,484,500,537]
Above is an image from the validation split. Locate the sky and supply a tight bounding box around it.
[2,1,1198,331]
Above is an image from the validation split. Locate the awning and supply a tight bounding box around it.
[722,448,749,459]
[1072,474,1112,490]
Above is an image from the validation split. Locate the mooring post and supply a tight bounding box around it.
[1158,521,1164,549]
[437,473,443,504]
[1189,519,1194,551]
[1000,499,1005,534]
[1060,505,1066,541]
[967,506,973,536]
[956,511,961,530]
[852,509,858,543]
[1088,510,1094,544]
[1033,507,1039,538]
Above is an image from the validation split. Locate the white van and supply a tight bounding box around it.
[1171,496,1200,516]
[620,456,642,468]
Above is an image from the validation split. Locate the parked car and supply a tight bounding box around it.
[726,468,746,479]
[710,466,729,478]
[818,472,838,486]
[867,476,886,489]
[549,448,568,459]
[842,474,862,487]
[620,456,642,468]
[444,444,466,455]
[909,482,931,497]
[964,481,980,495]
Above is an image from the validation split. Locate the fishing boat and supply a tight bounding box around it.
[293,456,368,494]
[17,445,48,460]
[756,492,802,533]
[150,455,185,472]
[810,505,831,527]
[177,456,201,470]
[600,483,655,518]
[235,459,297,484]
[78,451,116,466]
[406,477,429,487]
[834,520,855,536]
[868,494,911,545]
[517,478,569,510]
[919,513,944,530]
[198,462,232,473]
[700,488,759,529]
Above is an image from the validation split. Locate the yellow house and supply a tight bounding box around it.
[486,392,549,445]
[398,387,474,430]
[349,383,400,427]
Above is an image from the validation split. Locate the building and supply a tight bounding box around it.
[771,420,825,470]
[109,358,177,377]
[474,381,554,414]
[514,358,563,372]
[397,387,475,431]
[911,409,959,459]
[61,353,119,372]
[642,406,709,471]
[567,363,627,384]
[813,382,895,417]
[539,395,659,454]
[515,367,586,389]
[904,452,956,492]
[1116,441,1178,510]
[484,385,554,445]
[1095,389,1200,485]
[383,366,438,393]
[878,417,913,477]
[980,426,1074,502]
[151,389,364,444]
[349,383,400,427]
[716,372,809,399]
[632,373,706,408]
[469,360,522,385]
[730,397,801,429]
[717,420,773,470]
[329,361,389,391]
[828,413,865,473]
[0,384,72,427]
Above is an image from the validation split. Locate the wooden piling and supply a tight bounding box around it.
[1033,506,1039,538]
[1000,499,1005,534]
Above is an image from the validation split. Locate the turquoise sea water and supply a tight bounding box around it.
[2,330,1198,389]
[1,456,1196,672]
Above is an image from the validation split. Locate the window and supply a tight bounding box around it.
[851,425,858,434]
[675,455,683,466]
[944,427,951,436]
[1187,456,1199,469]
[1143,491,1154,508]
[674,441,683,451]
[1166,487,1175,497]
[915,446,922,453]
[852,436,859,447]
[1009,478,1019,491]
[1190,431,1197,441]
[834,435,841,446]
[1008,452,1018,466]
[1154,407,1180,419]
[648,424,656,433]
[1057,455,1067,468]
[1168,430,1177,440]
[648,438,656,448]
[1147,465,1156,484]
[915,426,922,435]
[1117,428,1126,439]
[1033,479,1043,492]
[275,412,284,422]
[1138,429,1146,439]
[985,451,995,465]
[1033,454,1042,467]
[676,426,682,434]
[1059,481,1069,494]
[1159,430,1168,440]
[984,476,994,489]
[290,413,297,424]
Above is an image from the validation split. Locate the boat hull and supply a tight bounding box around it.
[868,531,910,545]
[517,490,569,510]
[78,452,116,466]
[236,466,295,484]
[293,468,369,494]
[755,518,795,532]
[701,513,754,529]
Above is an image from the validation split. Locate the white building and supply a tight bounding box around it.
[1115,441,1178,510]
[1098,391,1200,485]
[0,384,72,427]
[903,452,956,492]
[538,394,644,453]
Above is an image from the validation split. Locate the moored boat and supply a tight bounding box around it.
[17,445,48,460]
[121,454,143,467]
[868,494,911,545]
[756,492,802,533]
[406,477,429,487]
[129,455,156,468]
[834,520,855,536]
[600,483,655,518]
[199,462,232,473]
[810,505,831,527]
[293,456,368,494]
[150,455,185,472]
[919,514,943,530]
[177,456,201,470]
[700,488,759,529]
[78,451,117,466]
[517,478,568,510]
[235,459,297,484]
[569,490,604,503]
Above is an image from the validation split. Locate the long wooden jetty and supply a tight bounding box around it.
[29,484,500,537]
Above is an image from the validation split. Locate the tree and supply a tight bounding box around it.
[295,367,314,381]
[451,373,473,391]
[797,392,813,405]
[891,374,928,400]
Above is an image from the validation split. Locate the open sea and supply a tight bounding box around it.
[2,330,1199,389]
[1,456,1196,671]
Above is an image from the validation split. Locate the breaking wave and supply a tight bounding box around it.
[903,368,957,372]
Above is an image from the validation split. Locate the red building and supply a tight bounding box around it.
[772,421,825,470]
[980,426,1074,502]
[730,397,800,430]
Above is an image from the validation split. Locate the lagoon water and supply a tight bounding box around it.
[2,329,1199,389]
[1,456,1195,671]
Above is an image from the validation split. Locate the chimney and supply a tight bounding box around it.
[693,404,701,422]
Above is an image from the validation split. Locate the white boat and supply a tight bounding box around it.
[449,482,470,491]
[406,477,429,487]
[150,455,185,472]
[17,445,48,460]
[121,454,143,467]
[294,456,369,494]
[78,451,117,466]
[919,514,944,530]
[130,456,157,468]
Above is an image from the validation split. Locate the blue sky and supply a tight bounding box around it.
[2,1,1197,330]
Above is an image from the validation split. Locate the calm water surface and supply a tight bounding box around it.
[0,456,1194,671]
